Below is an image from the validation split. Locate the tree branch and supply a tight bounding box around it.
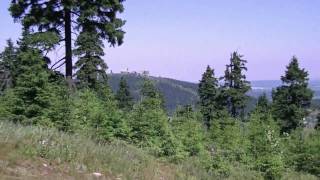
[50,57,66,69]
[53,61,66,71]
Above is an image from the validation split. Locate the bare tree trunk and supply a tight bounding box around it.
[64,8,76,90]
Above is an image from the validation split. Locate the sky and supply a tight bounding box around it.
[0,0,319,82]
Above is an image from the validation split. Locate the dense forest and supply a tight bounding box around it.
[0,1,319,179]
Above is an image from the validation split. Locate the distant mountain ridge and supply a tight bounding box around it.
[108,73,320,113]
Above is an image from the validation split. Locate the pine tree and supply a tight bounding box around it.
[115,76,134,111]
[74,28,107,89]
[0,39,18,92]
[221,52,251,118]
[1,33,54,124]
[198,65,219,128]
[272,57,313,133]
[9,0,125,79]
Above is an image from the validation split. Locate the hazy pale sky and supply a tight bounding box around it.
[0,0,319,82]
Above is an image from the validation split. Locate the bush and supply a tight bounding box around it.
[247,113,284,179]
[171,108,206,158]
[128,97,182,159]
[69,89,129,141]
[284,129,320,177]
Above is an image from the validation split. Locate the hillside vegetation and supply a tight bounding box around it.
[0,121,318,180]
[0,1,320,180]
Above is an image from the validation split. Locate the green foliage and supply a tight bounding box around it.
[108,73,199,114]
[221,52,251,119]
[140,78,166,109]
[2,5,319,179]
[70,89,128,141]
[198,65,220,128]
[211,117,248,161]
[0,39,18,91]
[128,94,181,158]
[0,35,55,125]
[10,0,125,77]
[284,129,320,177]
[255,93,270,113]
[115,76,134,111]
[141,78,159,99]
[247,113,284,179]
[207,117,249,177]
[272,57,313,133]
[171,106,206,158]
[74,28,108,89]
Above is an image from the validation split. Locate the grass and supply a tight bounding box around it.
[0,121,185,179]
[0,121,318,180]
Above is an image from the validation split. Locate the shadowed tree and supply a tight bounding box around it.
[198,65,219,128]
[272,56,313,133]
[0,39,18,92]
[9,0,125,83]
[221,52,251,119]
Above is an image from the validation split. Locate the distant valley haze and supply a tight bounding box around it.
[0,0,319,82]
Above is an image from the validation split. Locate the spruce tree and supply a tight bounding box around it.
[74,28,107,89]
[0,39,18,92]
[272,57,313,133]
[9,0,125,79]
[198,65,219,128]
[2,33,54,124]
[129,87,181,158]
[115,76,134,111]
[221,52,251,118]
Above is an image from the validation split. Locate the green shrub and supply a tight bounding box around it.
[247,113,284,179]
[284,129,320,177]
[70,89,129,141]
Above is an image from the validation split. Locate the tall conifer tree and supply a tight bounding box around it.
[9,0,125,80]
[2,33,54,124]
[0,39,17,91]
[221,52,251,118]
[272,57,313,133]
[198,65,219,128]
[74,28,107,89]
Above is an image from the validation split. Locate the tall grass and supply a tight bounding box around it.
[0,121,186,179]
[0,121,318,180]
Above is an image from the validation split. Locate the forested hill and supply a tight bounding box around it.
[109,73,320,113]
[108,73,199,113]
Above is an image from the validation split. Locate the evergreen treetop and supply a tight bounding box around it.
[9,0,125,79]
[221,51,251,118]
[198,65,219,128]
[272,56,313,133]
